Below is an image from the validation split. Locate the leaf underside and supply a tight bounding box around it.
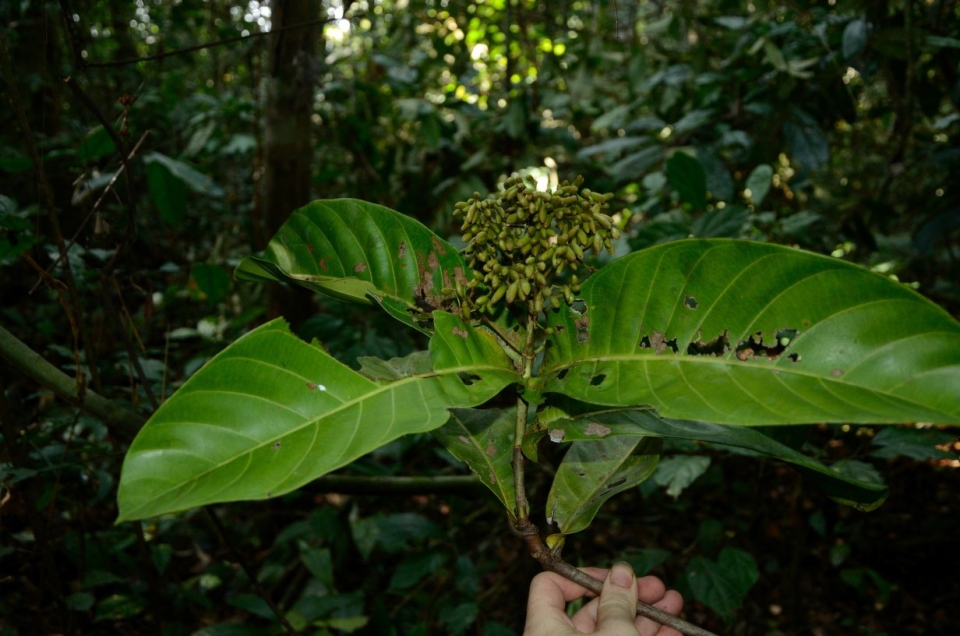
[541,239,960,425]
[116,313,518,522]
[235,199,470,333]
[541,408,888,510]
[546,436,661,535]
[432,408,517,515]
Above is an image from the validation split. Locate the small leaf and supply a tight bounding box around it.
[77,126,116,162]
[545,436,661,535]
[869,427,956,461]
[143,151,224,197]
[666,151,708,210]
[843,18,869,59]
[745,164,773,207]
[350,512,441,560]
[685,548,758,618]
[652,455,710,499]
[432,408,517,515]
[191,263,232,304]
[146,159,187,225]
[388,550,447,591]
[784,112,829,172]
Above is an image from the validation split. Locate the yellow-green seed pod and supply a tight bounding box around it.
[568,244,581,261]
[524,264,535,278]
[462,231,474,242]
[611,226,622,240]
[441,287,455,295]
[490,285,507,305]
[551,296,561,309]
[535,296,544,314]
[577,229,588,245]
[506,280,519,304]
[520,279,531,297]
[563,286,574,305]
[593,234,604,254]
[595,214,612,230]
[455,280,464,297]
[475,295,489,306]
[535,272,547,287]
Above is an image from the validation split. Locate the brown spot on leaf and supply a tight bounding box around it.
[831,368,844,377]
[354,262,367,273]
[549,429,566,443]
[584,422,611,437]
[306,382,318,390]
[319,258,327,272]
[398,242,407,259]
[485,443,497,457]
[575,315,590,343]
[451,327,468,339]
[431,236,448,255]
[458,435,469,444]
[454,266,469,285]
[307,244,314,254]
[427,251,440,271]
[488,470,496,484]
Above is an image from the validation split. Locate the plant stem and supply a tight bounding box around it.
[507,316,718,636]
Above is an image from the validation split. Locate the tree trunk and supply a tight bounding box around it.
[261,0,320,328]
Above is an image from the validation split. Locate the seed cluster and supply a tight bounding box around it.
[451,175,620,320]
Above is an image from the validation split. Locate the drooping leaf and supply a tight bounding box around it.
[541,239,960,426]
[144,151,224,196]
[190,263,232,304]
[116,313,518,521]
[235,199,471,334]
[432,408,517,515]
[545,436,661,535]
[666,151,708,210]
[539,407,888,509]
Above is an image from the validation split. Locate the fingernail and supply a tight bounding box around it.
[610,562,634,588]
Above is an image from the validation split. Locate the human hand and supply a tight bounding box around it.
[523,563,684,636]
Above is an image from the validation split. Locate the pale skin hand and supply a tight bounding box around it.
[524,563,684,636]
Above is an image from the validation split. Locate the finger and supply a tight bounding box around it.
[570,595,601,632]
[636,575,667,604]
[524,572,580,635]
[636,589,684,636]
[596,562,640,631]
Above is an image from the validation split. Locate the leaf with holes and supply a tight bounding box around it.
[532,407,888,509]
[545,436,661,536]
[541,239,960,426]
[235,199,471,334]
[116,312,518,521]
[432,408,517,515]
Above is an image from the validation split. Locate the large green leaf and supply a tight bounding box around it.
[432,408,517,515]
[545,436,661,536]
[116,312,518,521]
[235,199,470,333]
[537,408,887,509]
[540,239,960,425]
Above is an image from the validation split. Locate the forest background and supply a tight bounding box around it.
[1,0,959,634]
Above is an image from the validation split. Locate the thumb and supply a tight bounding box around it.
[596,562,639,633]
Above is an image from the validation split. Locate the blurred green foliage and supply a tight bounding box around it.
[1,0,957,634]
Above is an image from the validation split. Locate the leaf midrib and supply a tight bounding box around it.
[123,362,515,518]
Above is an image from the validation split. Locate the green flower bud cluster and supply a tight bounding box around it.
[451,175,620,320]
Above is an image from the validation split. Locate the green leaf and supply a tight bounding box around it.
[652,455,710,498]
[191,263,232,304]
[539,408,888,509]
[545,436,661,535]
[236,199,471,334]
[432,408,517,515]
[116,314,518,521]
[843,18,869,59]
[666,151,707,210]
[784,113,829,172]
[869,427,956,461]
[745,164,773,207]
[77,126,116,162]
[541,239,960,426]
[622,548,671,576]
[146,158,187,225]
[685,548,758,618]
[388,549,447,591]
[143,151,224,197]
